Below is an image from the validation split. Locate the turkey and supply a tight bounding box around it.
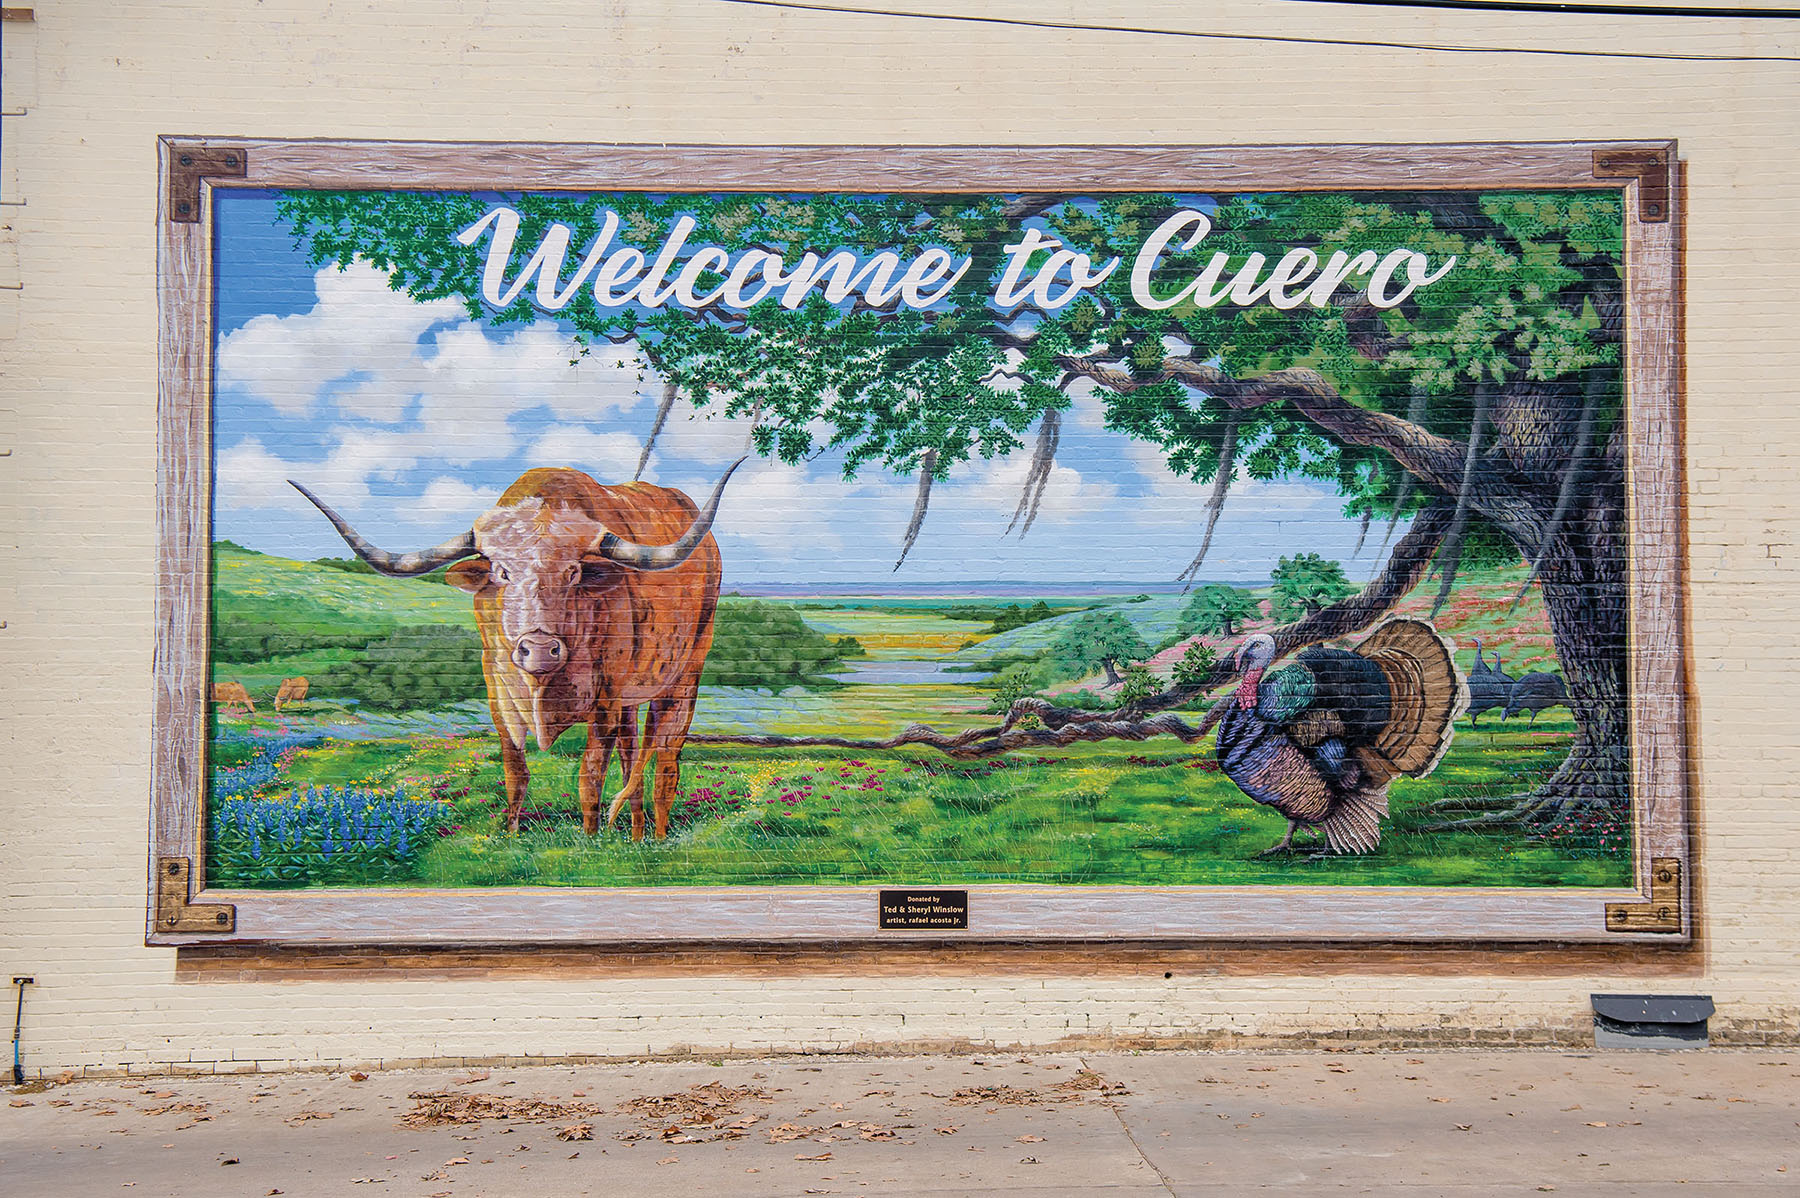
[1465,638,1515,728]
[1503,669,1569,723]
[1215,619,1466,855]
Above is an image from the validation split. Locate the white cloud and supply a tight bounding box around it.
[953,449,1119,527]
[215,438,297,510]
[217,431,424,514]
[522,428,645,479]
[217,261,659,449]
[410,477,503,525]
[217,263,464,417]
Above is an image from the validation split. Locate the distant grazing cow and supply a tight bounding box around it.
[274,676,309,712]
[291,460,742,841]
[211,681,256,715]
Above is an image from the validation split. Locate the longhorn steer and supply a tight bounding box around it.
[291,462,741,841]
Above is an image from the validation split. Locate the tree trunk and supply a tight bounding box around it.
[1516,524,1631,818]
[1427,488,1630,827]
[1101,659,1123,686]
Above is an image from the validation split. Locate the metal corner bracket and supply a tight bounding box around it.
[155,857,235,933]
[1605,857,1682,934]
[1592,147,1670,223]
[165,144,247,223]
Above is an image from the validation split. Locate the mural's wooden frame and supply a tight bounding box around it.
[150,139,1690,946]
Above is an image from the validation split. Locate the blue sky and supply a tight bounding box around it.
[210,190,1368,590]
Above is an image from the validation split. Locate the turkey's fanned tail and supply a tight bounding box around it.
[1358,617,1467,780]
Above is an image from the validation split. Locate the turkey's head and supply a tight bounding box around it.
[1234,634,1277,710]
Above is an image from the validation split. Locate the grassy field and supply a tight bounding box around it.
[207,704,1618,889]
[205,549,1629,891]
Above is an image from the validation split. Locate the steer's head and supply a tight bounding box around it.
[443,497,616,682]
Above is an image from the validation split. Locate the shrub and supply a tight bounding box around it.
[1171,640,1219,687]
[1116,664,1158,706]
[701,600,856,690]
[985,664,1041,713]
[313,624,487,711]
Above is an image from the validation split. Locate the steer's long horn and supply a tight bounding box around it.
[288,480,476,577]
[592,456,747,571]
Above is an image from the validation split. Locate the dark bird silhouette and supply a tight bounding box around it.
[1503,670,1569,723]
[1465,638,1515,728]
[1215,619,1466,855]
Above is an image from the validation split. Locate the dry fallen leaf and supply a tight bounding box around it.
[220,1158,240,1167]
[444,1158,470,1167]
[657,1156,679,1165]
[1017,1134,1044,1143]
[935,1126,957,1135]
[556,1124,593,1141]
[1586,1121,1608,1127]
[9,1100,32,1107]
[795,1151,834,1161]
[349,1072,369,1082]
[1455,1124,1472,1132]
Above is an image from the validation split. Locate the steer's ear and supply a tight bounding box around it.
[445,558,491,593]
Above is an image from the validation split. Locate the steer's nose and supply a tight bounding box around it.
[512,633,567,677]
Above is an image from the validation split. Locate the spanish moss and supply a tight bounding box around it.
[633,379,680,481]
[1006,407,1061,538]
[1176,414,1239,590]
[894,448,938,570]
[1430,383,1490,618]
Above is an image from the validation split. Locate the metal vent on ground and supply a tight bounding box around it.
[1591,994,1714,1049]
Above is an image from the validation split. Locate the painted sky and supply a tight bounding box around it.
[210,190,1369,589]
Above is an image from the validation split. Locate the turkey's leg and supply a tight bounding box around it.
[1256,820,1300,856]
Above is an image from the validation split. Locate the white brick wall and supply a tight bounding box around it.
[2,1,1797,1074]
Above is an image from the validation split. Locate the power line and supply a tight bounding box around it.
[714,0,1800,61]
[1282,0,1800,17]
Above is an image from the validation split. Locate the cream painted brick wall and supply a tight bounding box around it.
[2,1,1797,1074]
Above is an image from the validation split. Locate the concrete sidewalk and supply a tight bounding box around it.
[3,1048,1795,1195]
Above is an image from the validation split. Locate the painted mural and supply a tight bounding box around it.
[204,186,1634,891]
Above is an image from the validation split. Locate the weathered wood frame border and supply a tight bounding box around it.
[151,139,1689,946]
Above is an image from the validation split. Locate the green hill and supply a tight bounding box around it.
[212,543,474,661]
[947,593,1197,663]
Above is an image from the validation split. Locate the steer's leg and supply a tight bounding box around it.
[605,705,650,841]
[578,710,616,836]
[643,694,700,841]
[499,731,530,833]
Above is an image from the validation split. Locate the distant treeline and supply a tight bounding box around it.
[217,600,863,709]
[312,556,455,585]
